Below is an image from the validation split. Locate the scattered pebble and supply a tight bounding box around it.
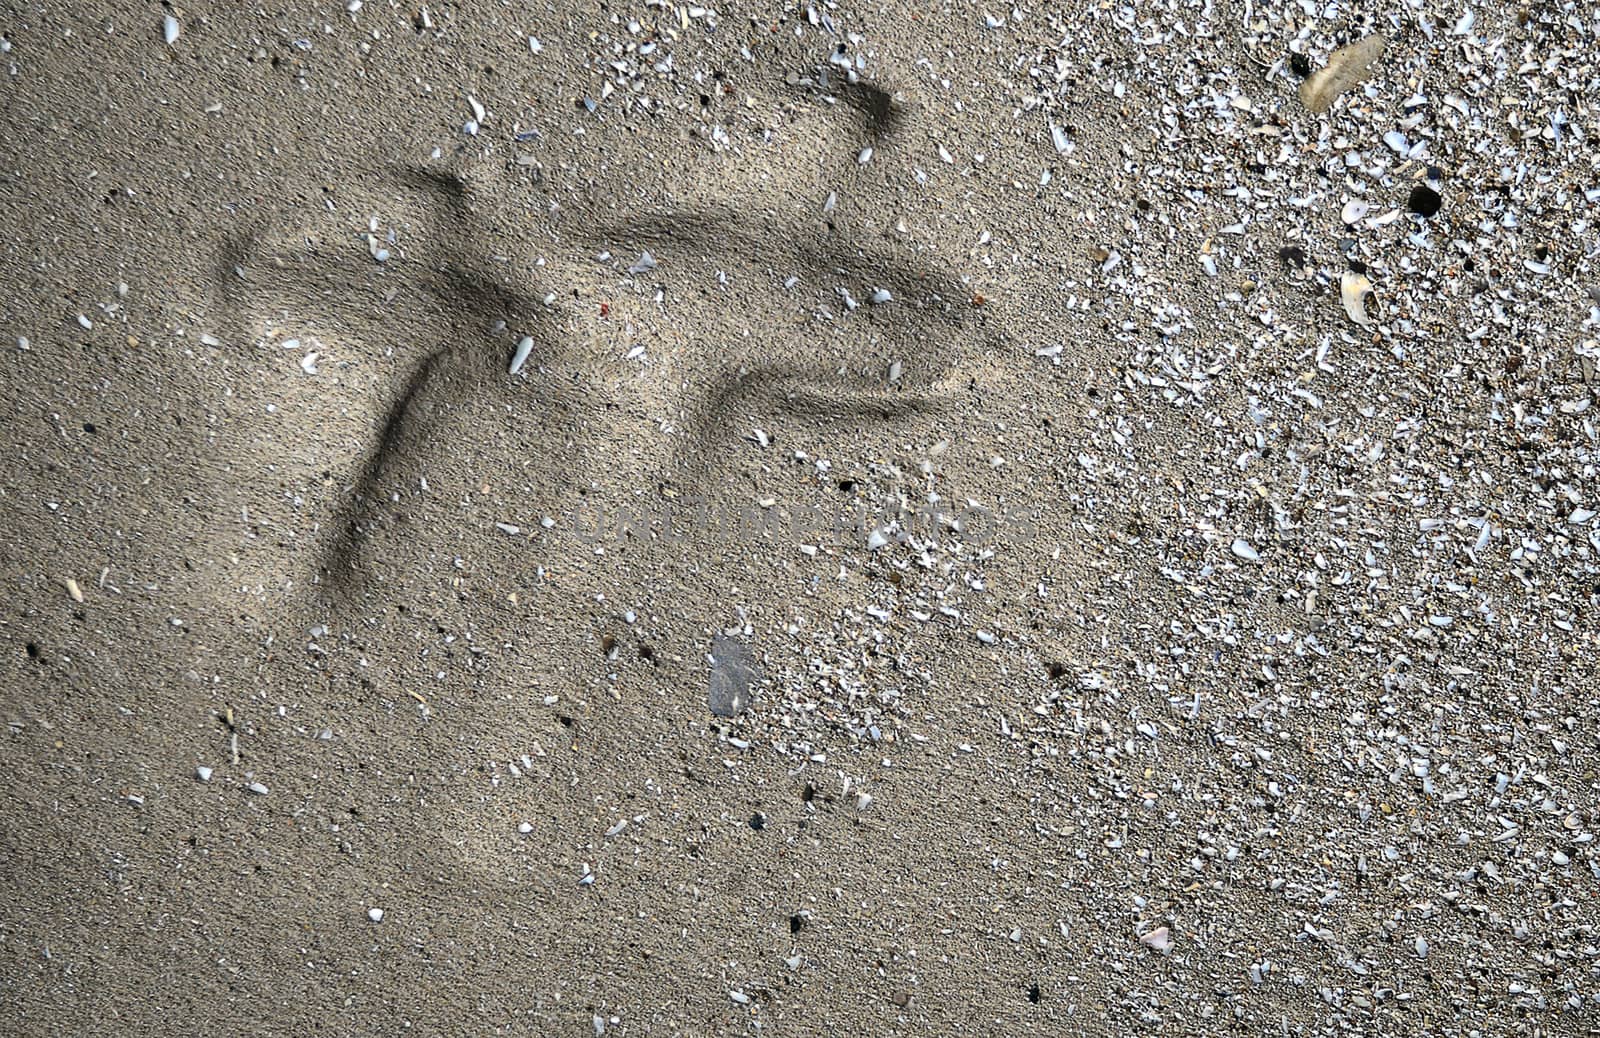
[1408,183,1443,218]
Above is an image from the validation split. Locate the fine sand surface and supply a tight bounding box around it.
[4,2,1599,1034]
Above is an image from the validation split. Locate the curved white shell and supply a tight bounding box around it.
[1340,271,1374,326]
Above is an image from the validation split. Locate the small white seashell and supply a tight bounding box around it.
[1341,200,1370,224]
[76,314,92,330]
[1340,270,1374,326]
[1140,927,1174,953]
[1050,121,1072,154]
[246,781,269,796]
[627,250,657,275]
[467,94,485,123]
[869,288,892,305]
[857,146,873,165]
[299,352,319,375]
[367,907,384,923]
[64,578,83,603]
[163,14,180,46]
[195,766,213,783]
[528,36,543,53]
[509,336,534,375]
[1231,539,1261,562]
[887,359,903,382]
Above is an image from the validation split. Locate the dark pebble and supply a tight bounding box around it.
[1408,184,1442,218]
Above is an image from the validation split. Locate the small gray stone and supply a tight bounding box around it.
[708,633,759,718]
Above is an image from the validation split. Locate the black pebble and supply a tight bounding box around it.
[749,812,767,831]
[1277,245,1307,269]
[1027,982,1042,1004]
[1408,184,1442,218]
[1289,52,1311,77]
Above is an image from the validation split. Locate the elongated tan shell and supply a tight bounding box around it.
[1299,35,1386,114]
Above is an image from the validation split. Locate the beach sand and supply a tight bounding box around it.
[4,1,1598,1033]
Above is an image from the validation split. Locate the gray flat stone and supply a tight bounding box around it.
[708,633,759,718]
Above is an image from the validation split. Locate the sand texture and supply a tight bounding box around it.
[4,2,1599,1034]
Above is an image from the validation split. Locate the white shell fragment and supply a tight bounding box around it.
[1340,271,1374,327]
[627,250,657,275]
[509,335,534,375]
[1140,927,1174,953]
[163,14,181,46]
[1341,200,1370,225]
[367,907,385,923]
[869,288,893,305]
[1231,539,1261,563]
